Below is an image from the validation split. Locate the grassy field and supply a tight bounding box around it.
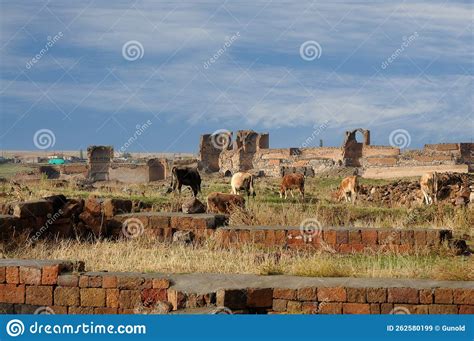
[2,166,471,235]
[1,163,472,281]
[0,163,34,179]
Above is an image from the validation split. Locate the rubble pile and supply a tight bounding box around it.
[357,173,473,207]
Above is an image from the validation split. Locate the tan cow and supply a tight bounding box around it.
[335,175,359,204]
[207,192,245,214]
[279,173,305,199]
[420,172,438,205]
[230,172,256,198]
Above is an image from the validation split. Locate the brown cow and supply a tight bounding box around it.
[420,172,438,205]
[279,173,305,199]
[207,192,245,214]
[335,175,359,204]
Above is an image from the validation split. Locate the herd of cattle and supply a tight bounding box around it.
[166,166,444,214]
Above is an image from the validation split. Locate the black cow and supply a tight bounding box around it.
[166,167,201,197]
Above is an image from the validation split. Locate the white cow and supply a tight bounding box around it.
[230,172,256,198]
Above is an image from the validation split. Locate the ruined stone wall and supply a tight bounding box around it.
[199,134,226,172]
[147,158,168,181]
[108,159,168,184]
[0,259,172,314]
[362,145,400,157]
[87,146,113,181]
[3,203,460,255]
[214,130,269,175]
[252,148,340,177]
[360,143,471,170]
[109,164,149,183]
[215,226,452,253]
[422,143,474,166]
[459,143,474,165]
[201,129,473,178]
[59,164,88,176]
[1,259,472,314]
[362,165,469,179]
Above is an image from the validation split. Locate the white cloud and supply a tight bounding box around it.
[1,0,472,147]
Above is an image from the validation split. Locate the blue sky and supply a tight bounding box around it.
[0,0,472,154]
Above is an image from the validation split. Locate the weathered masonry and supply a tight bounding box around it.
[198,129,473,178]
[87,146,113,181]
[87,145,168,183]
[1,259,472,314]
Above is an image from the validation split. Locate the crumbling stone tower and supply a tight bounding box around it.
[219,130,269,175]
[87,145,113,181]
[198,130,269,174]
[199,132,233,172]
[342,128,370,167]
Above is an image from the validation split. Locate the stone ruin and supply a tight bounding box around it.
[87,145,168,183]
[198,129,474,178]
[355,172,473,207]
[342,128,371,167]
[199,130,269,174]
[2,257,471,315]
[87,146,114,181]
[108,158,168,183]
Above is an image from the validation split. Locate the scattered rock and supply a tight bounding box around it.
[136,301,172,315]
[61,199,84,218]
[78,210,104,237]
[182,198,206,214]
[103,198,132,217]
[43,194,68,212]
[13,200,54,218]
[172,230,193,244]
[84,196,102,215]
[355,172,473,207]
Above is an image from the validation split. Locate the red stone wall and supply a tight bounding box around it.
[215,227,452,253]
[1,259,471,315]
[0,261,171,315]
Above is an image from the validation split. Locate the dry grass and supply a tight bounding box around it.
[4,238,473,281]
[2,173,472,235]
[1,166,472,281]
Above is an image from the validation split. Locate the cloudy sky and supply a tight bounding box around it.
[0,0,472,153]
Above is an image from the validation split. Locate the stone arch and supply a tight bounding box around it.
[342,129,370,167]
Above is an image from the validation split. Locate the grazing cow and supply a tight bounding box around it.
[230,172,256,198]
[166,167,201,197]
[335,175,359,204]
[279,173,305,200]
[420,172,438,205]
[207,192,245,214]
